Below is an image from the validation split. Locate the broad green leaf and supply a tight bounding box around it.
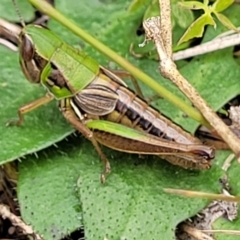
[212,0,234,13]
[179,48,240,131]
[214,12,238,32]
[178,1,206,10]
[18,135,230,240]
[18,136,84,240]
[0,0,34,22]
[172,2,194,29]
[178,13,215,45]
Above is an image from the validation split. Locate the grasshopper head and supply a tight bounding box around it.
[12,0,48,84]
[19,28,47,84]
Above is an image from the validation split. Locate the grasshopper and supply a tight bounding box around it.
[5,0,215,181]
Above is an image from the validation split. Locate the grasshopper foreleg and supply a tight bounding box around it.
[59,98,111,183]
[6,93,54,126]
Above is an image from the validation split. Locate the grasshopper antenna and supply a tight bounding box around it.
[12,0,26,28]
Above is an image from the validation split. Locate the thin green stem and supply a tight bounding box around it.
[28,0,211,129]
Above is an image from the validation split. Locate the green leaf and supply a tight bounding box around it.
[214,12,238,31]
[204,0,209,6]
[178,13,215,45]
[0,0,35,22]
[127,0,151,13]
[18,136,229,240]
[18,137,84,240]
[172,2,195,29]
[212,0,234,13]
[178,1,205,10]
[143,0,160,21]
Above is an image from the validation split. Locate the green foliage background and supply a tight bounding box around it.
[0,0,240,239]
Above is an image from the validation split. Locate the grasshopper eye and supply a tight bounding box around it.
[20,34,34,61]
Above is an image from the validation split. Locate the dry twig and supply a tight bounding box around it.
[0,204,42,240]
[173,28,240,61]
[140,0,240,159]
[176,185,238,240]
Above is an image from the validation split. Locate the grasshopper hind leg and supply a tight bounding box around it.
[161,154,212,170]
[59,98,111,183]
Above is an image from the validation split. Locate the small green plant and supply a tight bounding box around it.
[178,0,237,44]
